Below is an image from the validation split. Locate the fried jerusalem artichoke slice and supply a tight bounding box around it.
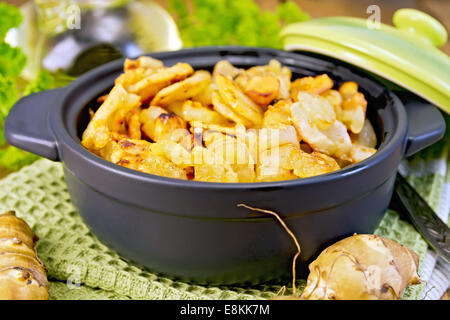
[290,95,352,159]
[191,146,239,183]
[114,56,165,93]
[256,144,298,182]
[338,81,368,134]
[120,62,194,102]
[151,70,212,107]
[100,138,187,180]
[0,211,49,300]
[257,144,339,181]
[212,60,243,82]
[211,91,254,127]
[81,84,141,154]
[351,118,377,149]
[349,144,377,163]
[262,99,293,128]
[300,234,420,300]
[348,119,377,163]
[123,56,164,72]
[140,106,187,142]
[205,134,256,183]
[290,148,340,178]
[290,74,334,100]
[321,89,343,119]
[215,74,264,127]
[243,75,280,107]
[235,59,292,100]
[180,100,229,125]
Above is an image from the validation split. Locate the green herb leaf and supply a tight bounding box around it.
[0,42,27,78]
[24,70,74,96]
[277,1,310,25]
[169,0,309,49]
[0,146,39,171]
[0,3,22,41]
[0,74,18,145]
[0,3,76,173]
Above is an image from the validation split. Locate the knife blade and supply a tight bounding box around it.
[394,173,450,263]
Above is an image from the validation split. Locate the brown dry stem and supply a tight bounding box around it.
[237,204,301,297]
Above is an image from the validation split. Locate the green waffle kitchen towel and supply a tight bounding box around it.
[0,112,448,299]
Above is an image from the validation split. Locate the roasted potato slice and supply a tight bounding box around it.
[123,63,194,102]
[216,74,264,127]
[82,84,141,153]
[151,70,212,107]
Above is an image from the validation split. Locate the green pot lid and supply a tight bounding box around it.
[280,9,450,114]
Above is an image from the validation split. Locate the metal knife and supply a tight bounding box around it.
[393,173,450,263]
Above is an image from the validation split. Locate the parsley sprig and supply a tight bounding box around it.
[169,0,309,48]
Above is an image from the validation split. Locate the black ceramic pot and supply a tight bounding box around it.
[5,47,445,285]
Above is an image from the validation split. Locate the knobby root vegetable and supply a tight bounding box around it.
[0,211,49,300]
[300,234,420,300]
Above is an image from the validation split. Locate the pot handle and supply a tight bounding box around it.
[397,92,446,157]
[5,88,65,161]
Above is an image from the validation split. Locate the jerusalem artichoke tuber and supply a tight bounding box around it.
[300,234,420,300]
[0,211,49,300]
